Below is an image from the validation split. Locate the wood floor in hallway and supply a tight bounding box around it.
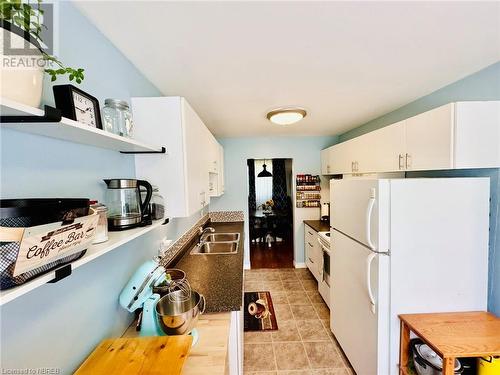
[250,239,294,269]
[243,268,354,375]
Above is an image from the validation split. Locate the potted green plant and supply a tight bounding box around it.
[0,0,84,107]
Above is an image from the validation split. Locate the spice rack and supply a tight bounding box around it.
[296,174,321,208]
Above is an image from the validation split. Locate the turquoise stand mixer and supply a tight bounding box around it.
[119,258,202,345]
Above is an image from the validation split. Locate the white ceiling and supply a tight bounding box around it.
[74,1,500,138]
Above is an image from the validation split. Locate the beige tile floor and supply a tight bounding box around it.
[243,268,355,375]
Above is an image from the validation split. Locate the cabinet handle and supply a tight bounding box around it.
[405,153,412,169]
[351,161,355,172]
[308,257,314,263]
[308,231,313,235]
[308,242,313,247]
[327,165,330,173]
[355,161,359,172]
[399,154,405,170]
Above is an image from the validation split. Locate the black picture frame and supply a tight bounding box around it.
[52,84,103,130]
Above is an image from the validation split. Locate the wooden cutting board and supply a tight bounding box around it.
[75,335,193,375]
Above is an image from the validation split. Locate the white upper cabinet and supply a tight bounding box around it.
[131,96,221,217]
[454,101,500,169]
[320,148,331,175]
[207,132,225,198]
[405,103,454,171]
[321,101,499,175]
[357,121,406,173]
[322,140,352,175]
[206,129,220,174]
[218,143,225,195]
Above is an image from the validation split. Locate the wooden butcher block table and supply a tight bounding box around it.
[399,311,500,375]
[74,335,193,375]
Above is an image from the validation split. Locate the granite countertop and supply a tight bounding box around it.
[304,219,330,233]
[168,221,244,313]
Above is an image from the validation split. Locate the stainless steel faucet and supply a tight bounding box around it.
[198,226,215,246]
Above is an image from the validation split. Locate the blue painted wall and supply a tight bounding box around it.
[0,3,201,373]
[336,62,500,316]
[210,136,337,267]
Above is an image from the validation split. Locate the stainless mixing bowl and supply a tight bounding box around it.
[155,290,206,335]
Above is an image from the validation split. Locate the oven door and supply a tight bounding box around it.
[318,238,331,307]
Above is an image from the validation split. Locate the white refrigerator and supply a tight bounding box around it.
[329,177,489,375]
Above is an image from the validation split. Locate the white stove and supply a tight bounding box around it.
[318,231,331,247]
[317,230,331,307]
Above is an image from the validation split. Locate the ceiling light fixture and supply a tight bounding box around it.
[266,107,307,125]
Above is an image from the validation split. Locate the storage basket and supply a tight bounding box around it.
[0,199,94,289]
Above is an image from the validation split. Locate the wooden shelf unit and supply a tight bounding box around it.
[0,97,165,153]
[399,311,500,375]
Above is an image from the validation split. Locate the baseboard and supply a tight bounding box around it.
[293,262,307,269]
[243,262,251,270]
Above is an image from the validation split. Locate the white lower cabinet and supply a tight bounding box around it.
[304,224,321,280]
[321,101,500,175]
[132,96,217,217]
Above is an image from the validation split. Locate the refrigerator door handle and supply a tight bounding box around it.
[366,252,377,314]
[365,197,376,250]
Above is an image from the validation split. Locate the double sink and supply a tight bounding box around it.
[190,233,240,255]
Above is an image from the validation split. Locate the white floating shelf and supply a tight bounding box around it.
[0,219,167,306]
[0,97,164,153]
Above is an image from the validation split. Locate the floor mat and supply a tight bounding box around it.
[244,291,278,331]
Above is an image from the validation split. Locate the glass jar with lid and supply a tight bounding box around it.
[90,202,109,244]
[101,99,134,138]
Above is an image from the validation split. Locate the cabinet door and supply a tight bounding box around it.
[218,143,225,195]
[454,101,500,169]
[183,99,209,214]
[305,225,319,280]
[321,148,332,175]
[357,121,406,173]
[405,104,454,171]
[207,132,220,174]
[328,141,353,175]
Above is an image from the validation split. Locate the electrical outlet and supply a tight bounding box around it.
[158,237,173,257]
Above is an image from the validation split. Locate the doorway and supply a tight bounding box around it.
[247,158,294,268]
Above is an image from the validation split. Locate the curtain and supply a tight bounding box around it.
[247,159,256,211]
[254,160,273,208]
[272,159,288,211]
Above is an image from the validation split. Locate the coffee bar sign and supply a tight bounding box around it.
[12,211,99,276]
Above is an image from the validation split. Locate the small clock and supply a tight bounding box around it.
[53,85,103,129]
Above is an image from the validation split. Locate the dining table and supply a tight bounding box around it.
[250,208,288,246]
